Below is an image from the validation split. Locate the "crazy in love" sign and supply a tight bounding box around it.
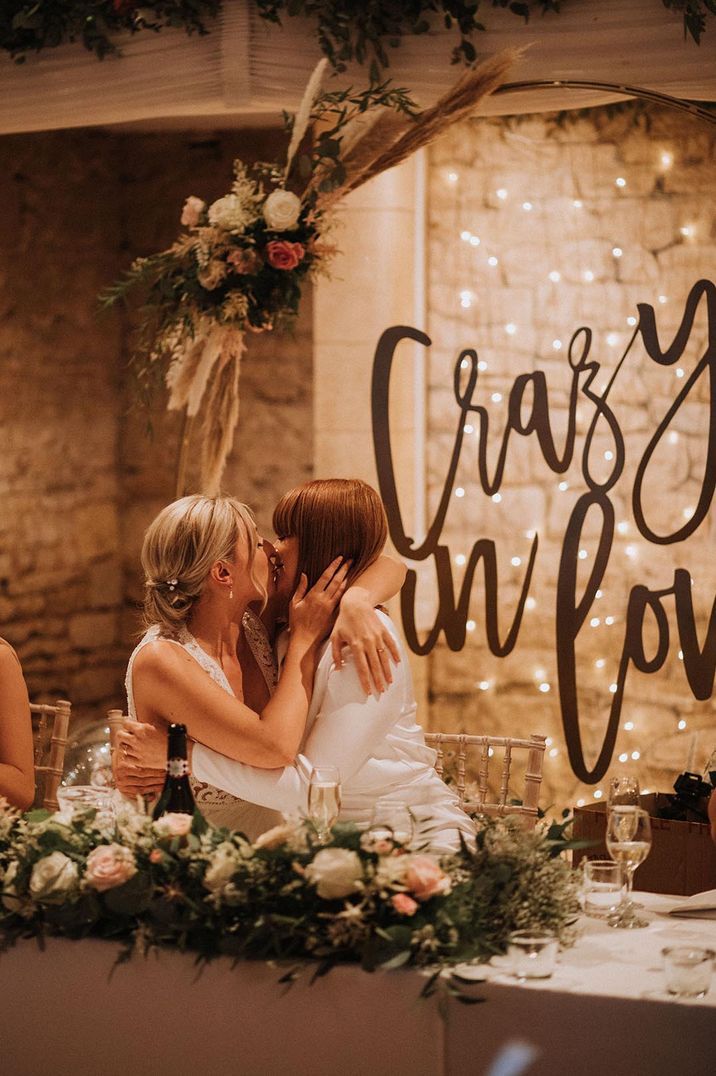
[372,279,716,783]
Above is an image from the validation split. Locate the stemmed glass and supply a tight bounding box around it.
[307,766,341,841]
[607,775,640,809]
[367,799,415,847]
[605,806,652,928]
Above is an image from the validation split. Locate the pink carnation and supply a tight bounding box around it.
[266,240,305,271]
[404,856,451,902]
[391,893,418,916]
[85,844,136,893]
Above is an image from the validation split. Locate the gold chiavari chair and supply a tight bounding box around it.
[424,732,547,828]
[30,699,72,811]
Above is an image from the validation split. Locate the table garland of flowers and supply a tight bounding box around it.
[0,799,579,977]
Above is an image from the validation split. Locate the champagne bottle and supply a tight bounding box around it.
[152,723,196,819]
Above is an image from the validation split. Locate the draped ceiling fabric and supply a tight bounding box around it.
[1,0,715,135]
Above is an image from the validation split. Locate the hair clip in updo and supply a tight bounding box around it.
[166,578,179,592]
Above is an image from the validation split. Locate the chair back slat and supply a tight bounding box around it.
[30,699,72,811]
[424,732,546,828]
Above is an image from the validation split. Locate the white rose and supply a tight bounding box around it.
[29,852,79,903]
[203,843,240,895]
[262,189,301,232]
[305,848,363,900]
[208,194,250,233]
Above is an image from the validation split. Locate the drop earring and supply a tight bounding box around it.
[229,587,233,601]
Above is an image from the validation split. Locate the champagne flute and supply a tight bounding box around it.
[607,775,640,809]
[367,799,415,847]
[605,806,652,928]
[308,766,341,841]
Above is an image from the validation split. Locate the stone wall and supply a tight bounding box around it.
[426,106,716,808]
[0,128,312,724]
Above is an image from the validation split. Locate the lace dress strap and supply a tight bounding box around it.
[242,609,278,693]
[125,625,235,720]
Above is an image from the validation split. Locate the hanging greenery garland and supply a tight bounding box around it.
[1,1,713,65]
[1,2,221,62]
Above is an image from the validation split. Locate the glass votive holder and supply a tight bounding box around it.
[507,930,559,980]
[582,859,625,920]
[662,946,714,998]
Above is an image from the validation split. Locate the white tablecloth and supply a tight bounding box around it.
[0,892,713,1076]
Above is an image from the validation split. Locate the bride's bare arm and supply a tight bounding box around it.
[331,554,407,693]
[0,642,35,810]
[128,558,348,769]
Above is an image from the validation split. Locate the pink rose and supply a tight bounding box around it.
[85,844,137,893]
[227,248,262,274]
[181,196,205,228]
[153,812,192,838]
[266,240,305,271]
[404,856,451,902]
[392,893,418,916]
[149,849,163,864]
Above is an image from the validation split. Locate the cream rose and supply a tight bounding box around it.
[29,852,79,903]
[203,842,240,895]
[181,195,205,228]
[262,189,301,231]
[404,855,451,902]
[84,844,137,893]
[153,812,192,838]
[208,193,251,232]
[305,848,363,900]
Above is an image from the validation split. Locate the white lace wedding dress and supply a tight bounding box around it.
[125,610,283,841]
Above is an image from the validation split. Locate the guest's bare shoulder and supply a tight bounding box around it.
[0,637,22,671]
[133,637,197,685]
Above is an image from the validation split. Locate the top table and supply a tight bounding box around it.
[0,892,713,1076]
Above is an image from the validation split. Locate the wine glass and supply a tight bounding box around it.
[367,799,415,847]
[607,775,640,809]
[605,806,652,928]
[307,766,341,841]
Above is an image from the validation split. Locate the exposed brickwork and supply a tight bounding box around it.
[0,128,312,724]
[427,107,716,807]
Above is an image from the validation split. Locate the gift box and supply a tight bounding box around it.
[572,793,716,896]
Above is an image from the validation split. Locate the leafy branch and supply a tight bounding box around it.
[1,2,221,62]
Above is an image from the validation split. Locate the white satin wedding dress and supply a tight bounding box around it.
[192,611,475,853]
[125,610,283,841]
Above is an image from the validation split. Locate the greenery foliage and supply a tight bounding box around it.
[1,2,220,62]
[0,802,580,975]
[1,1,713,65]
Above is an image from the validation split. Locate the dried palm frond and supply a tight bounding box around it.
[312,108,415,212]
[200,333,244,495]
[320,48,519,207]
[166,323,228,417]
[285,58,329,179]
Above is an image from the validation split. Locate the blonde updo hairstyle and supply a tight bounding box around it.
[141,494,264,637]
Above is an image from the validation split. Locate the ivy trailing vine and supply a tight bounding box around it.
[1,2,221,62]
[1,1,713,65]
